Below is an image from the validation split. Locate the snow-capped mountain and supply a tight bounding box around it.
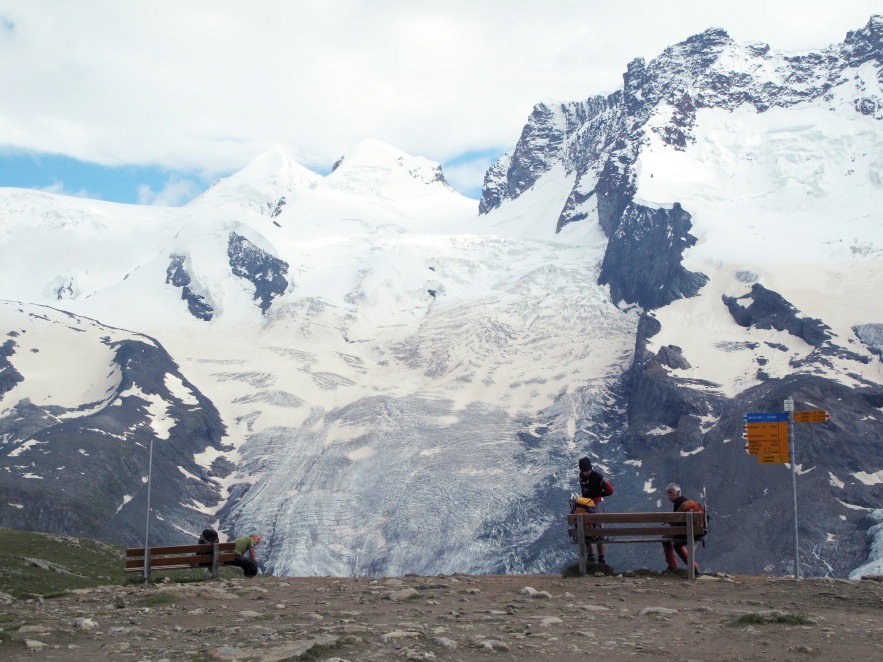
[2,17,883,578]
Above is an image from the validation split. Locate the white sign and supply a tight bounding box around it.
[784,398,794,412]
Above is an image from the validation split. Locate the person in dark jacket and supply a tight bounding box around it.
[577,457,614,564]
[662,483,703,573]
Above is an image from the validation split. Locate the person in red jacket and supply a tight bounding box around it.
[577,457,614,564]
[662,483,703,573]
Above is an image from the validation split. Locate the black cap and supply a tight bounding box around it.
[578,457,592,471]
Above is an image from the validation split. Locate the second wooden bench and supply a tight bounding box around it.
[567,511,706,579]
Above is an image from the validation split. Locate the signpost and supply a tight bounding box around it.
[784,398,798,581]
[743,401,829,580]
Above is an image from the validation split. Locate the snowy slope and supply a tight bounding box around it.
[638,105,883,397]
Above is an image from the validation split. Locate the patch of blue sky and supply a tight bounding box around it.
[0,151,215,206]
[441,148,505,199]
[0,147,500,206]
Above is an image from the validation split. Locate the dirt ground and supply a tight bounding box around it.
[2,571,882,661]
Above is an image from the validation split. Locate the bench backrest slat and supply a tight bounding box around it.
[126,542,236,558]
[124,552,236,570]
[567,525,693,537]
[567,512,704,525]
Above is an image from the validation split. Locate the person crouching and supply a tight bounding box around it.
[232,533,262,578]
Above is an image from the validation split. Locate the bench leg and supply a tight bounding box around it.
[577,516,587,575]
[211,543,220,579]
[687,513,696,580]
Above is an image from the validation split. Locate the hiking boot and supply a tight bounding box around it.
[587,556,596,564]
[598,556,606,565]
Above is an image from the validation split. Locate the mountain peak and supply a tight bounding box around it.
[192,149,320,211]
[324,138,455,199]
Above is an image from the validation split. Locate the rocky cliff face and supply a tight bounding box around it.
[479,16,883,577]
[481,15,883,305]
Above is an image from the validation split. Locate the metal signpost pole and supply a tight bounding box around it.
[143,437,154,584]
[784,398,799,579]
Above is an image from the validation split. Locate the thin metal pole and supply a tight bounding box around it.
[143,437,154,584]
[788,408,800,580]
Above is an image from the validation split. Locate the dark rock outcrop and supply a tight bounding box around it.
[165,254,214,321]
[0,338,24,397]
[227,233,290,313]
[723,284,831,347]
[269,196,286,218]
[599,202,708,309]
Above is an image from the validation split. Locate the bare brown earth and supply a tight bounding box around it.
[2,571,882,661]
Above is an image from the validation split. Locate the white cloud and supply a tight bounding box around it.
[0,0,880,195]
[36,180,99,200]
[137,177,202,207]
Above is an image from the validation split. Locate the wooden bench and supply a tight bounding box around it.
[125,542,237,581]
[567,512,706,579]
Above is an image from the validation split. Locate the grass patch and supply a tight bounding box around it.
[138,593,178,606]
[729,612,814,627]
[0,528,127,597]
[298,637,349,660]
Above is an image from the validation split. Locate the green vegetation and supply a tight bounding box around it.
[137,592,178,606]
[298,637,353,660]
[0,528,127,597]
[0,528,244,598]
[729,612,814,626]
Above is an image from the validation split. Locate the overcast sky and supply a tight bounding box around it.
[0,1,880,205]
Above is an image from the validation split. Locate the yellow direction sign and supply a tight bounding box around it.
[745,422,788,442]
[793,409,829,424]
[743,413,790,464]
[744,422,789,463]
[757,437,789,464]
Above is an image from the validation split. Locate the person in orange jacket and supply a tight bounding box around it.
[662,483,703,573]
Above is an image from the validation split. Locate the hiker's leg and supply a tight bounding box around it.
[662,541,678,569]
[232,556,258,578]
[674,541,689,564]
[674,541,698,572]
